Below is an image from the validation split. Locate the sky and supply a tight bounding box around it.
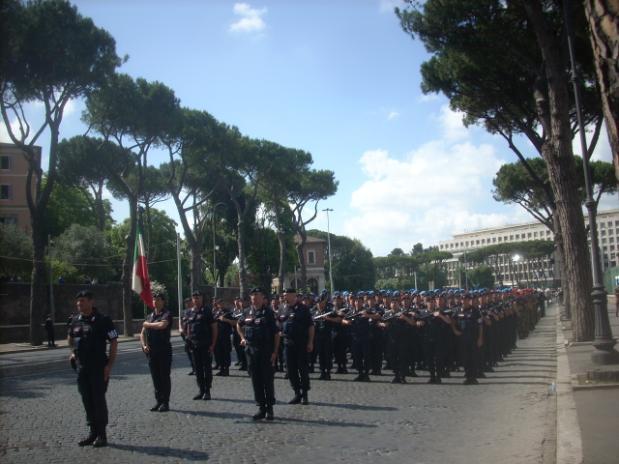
[1,0,616,256]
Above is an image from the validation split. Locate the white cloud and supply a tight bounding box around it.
[345,109,530,256]
[438,104,468,141]
[229,3,267,34]
[0,117,23,143]
[387,110,400,121]
[63,98,77,117]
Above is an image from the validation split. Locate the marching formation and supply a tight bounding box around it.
[67,285,546,446]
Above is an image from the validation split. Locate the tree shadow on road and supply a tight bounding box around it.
[108,443,209,461]
[175,408,378,428]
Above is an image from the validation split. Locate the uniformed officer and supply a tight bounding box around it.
[313,293,341,380]
[68,290,118,447]
[452,293,484,385]
[140,291,173,412]
[186,291,218,400]
[179,297,196,375]
[213,298,236,377]
[281,287,315,405]
[232,297,248,371]
[237,287,280,420]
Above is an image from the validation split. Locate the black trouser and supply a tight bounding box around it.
[424,339,446,379]
[333,332,347,369]
[46,328,55,347]
[77,365,108,436]
[191,345,213,393]
[148,347,172,404]
[316,333,333,372]
[389,334,409,379]
[233,331,247,368]
[215,336,232,370]
[369,331,384,373]
[246,346,275,407]
[459,339,479,380]
[182,335,194,371]
[285,343,310,392]
[352,337,370,375]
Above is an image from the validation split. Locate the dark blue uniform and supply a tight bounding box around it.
[239,305,278,409]
[282,303,314,399]
[456,308,483,384]
[68,310,118,441]
[214,309,235,376]
[350,310,372,381]
[145,309,173,407]
[186,306,216,398]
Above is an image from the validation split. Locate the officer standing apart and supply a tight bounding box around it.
[186,291,218,400]
[140,291,173,412]
[68,290,118,448]
[282,288,315,405]
[237,287,280,420]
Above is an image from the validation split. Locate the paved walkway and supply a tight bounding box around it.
[0,308,558,464]
[560,296,619,464]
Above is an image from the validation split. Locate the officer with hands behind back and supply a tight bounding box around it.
[186,291,218,400]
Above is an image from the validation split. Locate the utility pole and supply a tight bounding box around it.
[323,208,335,293]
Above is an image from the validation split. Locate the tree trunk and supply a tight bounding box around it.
[584,0,619,181]
[236,208,248,298]
[525,1,595,340]
[29,212,47,345]
[296,231,308,291]
[190,242,202,292]
[277,231,286,294]
[553,215,572,319]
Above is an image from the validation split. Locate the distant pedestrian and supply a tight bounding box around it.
[68,290,118,447]
[45,314,56,348]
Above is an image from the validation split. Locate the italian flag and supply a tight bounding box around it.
[132,224,154,309]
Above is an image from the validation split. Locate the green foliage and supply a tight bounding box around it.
[464,240,554,264]
[307,230,375,291]
[0,223,32,280]
[45,179,110,238]
[51,224,114,283]
[467,265,495,289]
[2,0,121,104]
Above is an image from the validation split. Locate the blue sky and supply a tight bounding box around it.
[1,0,615,256]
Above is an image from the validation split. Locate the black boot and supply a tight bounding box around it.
[301,391,309,405]
[78,428,97,447]
[265,405,274,421]
[150,402,162,411]
[252,406,267,420]
[92,432,108,448]
[288,391,302,404]
[193,391,204,400]
[202,390,211,400]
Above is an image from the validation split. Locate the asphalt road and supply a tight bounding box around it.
[0,309,558,464]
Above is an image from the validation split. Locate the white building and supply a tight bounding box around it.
[437,208,619,287]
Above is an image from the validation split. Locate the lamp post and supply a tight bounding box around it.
[563,0,616,363]
[322,208,335,293]
[211,202,226,298]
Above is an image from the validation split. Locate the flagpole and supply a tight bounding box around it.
[176,232,183,327]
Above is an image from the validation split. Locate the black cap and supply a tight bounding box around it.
[153,291,166,300]
[75,289,93,299]
[249,287,264,295]
[191,290,202,297]
[283,287,296,294]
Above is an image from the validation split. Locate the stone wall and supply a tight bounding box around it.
[0,282,242,343]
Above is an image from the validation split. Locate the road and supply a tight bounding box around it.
[0,308,557,464]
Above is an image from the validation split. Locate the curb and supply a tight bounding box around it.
[556,310,584,464]
[0,335,140,355]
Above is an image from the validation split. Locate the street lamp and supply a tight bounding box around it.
[563,0,616,363]
[512,254,521,288]
[322,208,334,293]
[211,202,227,298]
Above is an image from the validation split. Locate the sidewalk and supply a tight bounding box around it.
[0,330,183,355]
[558,296,619,464]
